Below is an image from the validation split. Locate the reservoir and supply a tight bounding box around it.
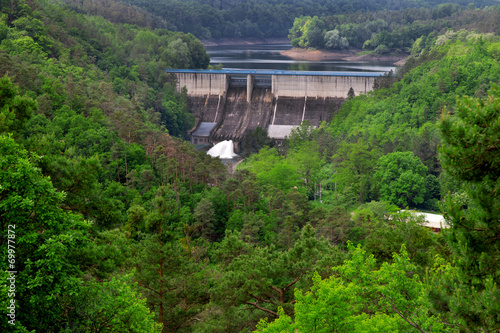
[206,43,396,73]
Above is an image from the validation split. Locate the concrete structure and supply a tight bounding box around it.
[267,125,296,146]
[173,72,228,96]
[272,75,373,98]
[166,69,383,147]
[168,69,380,98]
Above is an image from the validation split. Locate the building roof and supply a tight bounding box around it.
[165,69,385,77]
[414,212,449,229]
[401,210,449,230]
[268,125,299,139]
[192,122,217,137]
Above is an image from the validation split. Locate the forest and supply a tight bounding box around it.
[118,0,500,39]
[1,0,499,332]
[288,4,500,54]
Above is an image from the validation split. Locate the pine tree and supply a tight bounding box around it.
[347,87,355,99]
[437,84,500,331]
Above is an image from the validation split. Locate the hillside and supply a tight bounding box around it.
[1,0,500,332]
[288,4,500,54]
[120,0,499,39]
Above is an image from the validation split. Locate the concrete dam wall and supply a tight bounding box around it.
[271,75,373,98]
[177,73,228,96]
[271,96,344,127]
[167,69,380,145]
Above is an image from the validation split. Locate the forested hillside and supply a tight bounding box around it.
[289,4,500,53]
[1,0,500,332]
[120,0,499,39]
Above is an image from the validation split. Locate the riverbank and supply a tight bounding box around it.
[201,37,289,47]
[281,47,409,66]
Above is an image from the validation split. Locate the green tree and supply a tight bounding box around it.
[436,84,500,332]
[256,244,451,333]
[68,274,161,332]
[347,87,355,99]
[332,138,380,205]
[374,151,427,207]
[288,16,310,47]
[286,120,315,149]
[0,135,89,331]
[304,16,326,48]
[324,29,349,50]
[364,210,436,268]
[134,234,208,332]
[163,38,191,68]
[212,226,342,324]
[0,75,36,134]
[288,140,324,186]
[241,126,273,157]
[242,147,301,192]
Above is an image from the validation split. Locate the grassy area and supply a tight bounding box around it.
[356,50,373,56]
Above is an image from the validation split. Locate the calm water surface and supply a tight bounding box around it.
[206,44,396,73]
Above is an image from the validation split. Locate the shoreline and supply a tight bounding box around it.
[281,47,409,66]
[201,37,289,47]
[201,38,409,66]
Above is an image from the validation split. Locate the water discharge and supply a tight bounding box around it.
[207,140,238,159]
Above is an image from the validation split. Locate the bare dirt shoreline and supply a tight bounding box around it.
[201,37,290,47]
[281,47,409,66]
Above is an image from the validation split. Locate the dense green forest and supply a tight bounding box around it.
[288,4,500,54]
[119,0,500,39]
[1,0,500,332]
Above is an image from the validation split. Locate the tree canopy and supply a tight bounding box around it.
[0,0,499,331]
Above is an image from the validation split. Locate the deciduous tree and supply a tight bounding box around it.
[374,151,427,207]
[0,135,89,331]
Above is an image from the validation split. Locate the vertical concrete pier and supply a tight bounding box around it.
[247,74,253,103]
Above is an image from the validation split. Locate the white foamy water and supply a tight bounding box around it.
[207,140,237,159]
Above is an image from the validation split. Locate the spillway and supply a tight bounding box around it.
[212,86,248,141]
[172,69,379,147]
[240,87,274,137]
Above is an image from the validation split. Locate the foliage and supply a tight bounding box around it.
[326,38,500,211]
[0,1,215,330]
[286,121,316,149]
[332,138,380,205]
[121,0,499,39]
[436,84,500,332]
[134,233,209,332]
[68,274,161,332]
[0,135,89,331]
[241,126,273,157]
[0,74,36,133]
[256,243,451,333]
[364,210,437,269]
[209,226,344,329]
[1,1,499,332]
[374,151,428,207]
[288,5,500,52]
[324,29,349,49]
[242,147,301,192]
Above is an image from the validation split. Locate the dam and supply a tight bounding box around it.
[165,69,381,148]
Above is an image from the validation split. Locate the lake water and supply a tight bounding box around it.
[206,44,396,73]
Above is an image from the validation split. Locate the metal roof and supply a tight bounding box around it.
[165,69,385,77]
[192,122,217,137]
